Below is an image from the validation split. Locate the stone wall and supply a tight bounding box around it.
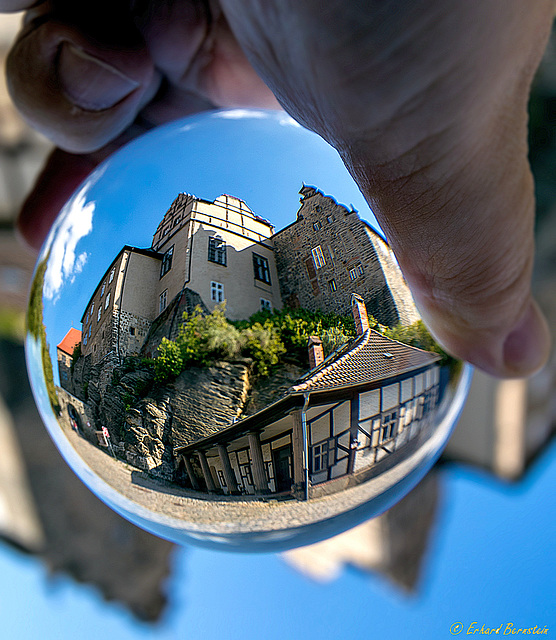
[56,386,97,440]
[116,309,152,359]
[169,360,251,449]
[273,186,414,327]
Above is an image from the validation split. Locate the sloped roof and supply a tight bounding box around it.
[291,330,440,393]
[56,327,82,356]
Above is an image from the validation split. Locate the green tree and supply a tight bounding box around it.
[27,253,61,415]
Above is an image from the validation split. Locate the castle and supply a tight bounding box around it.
[56,186,441,499]
[76,186,418,371]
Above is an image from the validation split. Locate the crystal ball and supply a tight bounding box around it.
[26,110,471,551]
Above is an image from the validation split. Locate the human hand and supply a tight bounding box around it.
[5,0,553,378]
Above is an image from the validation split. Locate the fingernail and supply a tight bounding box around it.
[503,300,551,376]
[57,42,139,111]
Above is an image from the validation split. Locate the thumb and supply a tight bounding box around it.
[345,123,550,378]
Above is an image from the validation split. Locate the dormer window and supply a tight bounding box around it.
[160,245,174,278]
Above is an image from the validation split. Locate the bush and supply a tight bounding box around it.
[320,326,352,357]
[380,320,451,365]
[241,320,286,376]
[71,342,82,371]
[154,338,184,382]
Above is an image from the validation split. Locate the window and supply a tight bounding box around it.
[88,325,91,338]
[311,438,335,473]
[208,237,227,266]
[311,245,326,269]
[109,268,115,284]
[349,267,357,280]
[104,291,110,309]
[252,253,271,284]
[380,411,398,443]
[101,282,105,296]
[326,215,334,223]
[159,289,168,313]
[85,311,89,324]
[211,281,224,302]
[97,306,101,322]
[83,334,87,346]
[313,221,322,231]
[130,327,135,336]
[160,246,174,278]
[357,264,364,276]
[328,279,337,292]
[260,298,272,312]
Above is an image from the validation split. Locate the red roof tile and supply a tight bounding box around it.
[57,327,82,356]
[292,330,440,392]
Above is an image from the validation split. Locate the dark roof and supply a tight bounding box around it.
[176,330,440,454]
[291,330,440,393]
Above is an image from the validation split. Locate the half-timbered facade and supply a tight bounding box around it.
[175,296,441,500]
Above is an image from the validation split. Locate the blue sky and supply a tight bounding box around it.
[1,439,554,639]
[37,109,380,384]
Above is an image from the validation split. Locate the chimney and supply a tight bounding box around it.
[308,336,324,369]
[351,293,369,336]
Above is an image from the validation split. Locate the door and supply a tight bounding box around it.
[272,444,293,492]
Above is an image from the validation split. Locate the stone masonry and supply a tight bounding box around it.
[273,186,419,326]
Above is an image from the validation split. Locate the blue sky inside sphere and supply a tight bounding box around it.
[36,109,380,383]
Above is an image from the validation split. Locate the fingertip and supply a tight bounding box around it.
[502,299,551,377]
[7,17,159,153]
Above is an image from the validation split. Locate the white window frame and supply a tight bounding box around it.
[159,289,168,314]
[104,291,111,309]
[311,245,326,269]
[211,281,224,303]
[109,268,115,284]
[97,306,101,322]
[349,267,357,280]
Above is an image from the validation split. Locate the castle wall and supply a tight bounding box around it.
[186,223,281,320]
[120,251,161,320]
[152,193,281,322]
[273,187,415,326]
[57,349,72,391]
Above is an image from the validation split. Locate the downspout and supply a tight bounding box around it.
[301,392,310,501]
[168,212,196,339]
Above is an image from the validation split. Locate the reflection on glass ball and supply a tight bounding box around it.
[26,110,471,551]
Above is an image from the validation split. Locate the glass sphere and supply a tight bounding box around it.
[26,110,471,551]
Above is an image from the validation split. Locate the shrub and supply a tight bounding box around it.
[320,326,352,357]
[71,342,82,371]
[380,320,451,365]
[241,320,286,376]
[154,338,184,382]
